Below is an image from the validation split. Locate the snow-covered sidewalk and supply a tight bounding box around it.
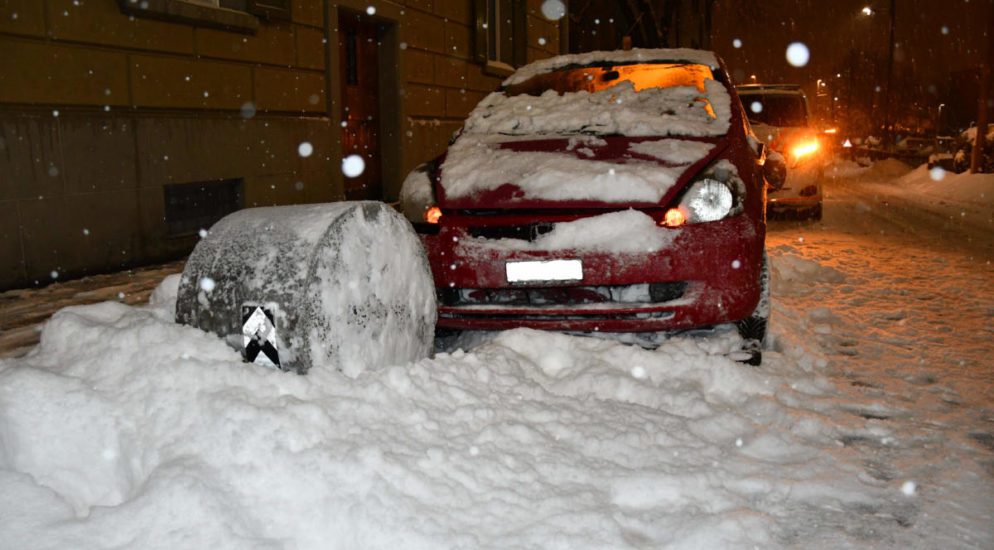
[1,162,992,549]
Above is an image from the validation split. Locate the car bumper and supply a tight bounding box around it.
[768,162,822,209]
[420,214,764,332]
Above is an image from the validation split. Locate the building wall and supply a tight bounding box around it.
[0,0,562,290]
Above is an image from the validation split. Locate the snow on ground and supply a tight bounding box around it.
[825,158,993,233]
[1,161,993,549]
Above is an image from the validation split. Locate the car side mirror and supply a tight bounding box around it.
[763,150,787,191]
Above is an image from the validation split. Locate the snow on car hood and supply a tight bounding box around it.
[439,134,720,207]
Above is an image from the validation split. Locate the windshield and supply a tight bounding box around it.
[503,63,716,97]
[739,94,808,127]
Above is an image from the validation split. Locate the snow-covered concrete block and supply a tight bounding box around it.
[175,202,436,375]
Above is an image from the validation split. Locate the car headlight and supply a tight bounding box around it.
[660,177,736,227]
[683,178,734,222]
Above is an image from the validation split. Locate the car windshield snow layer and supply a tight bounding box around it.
[462,62,731,138]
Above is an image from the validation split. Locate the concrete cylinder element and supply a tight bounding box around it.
[175,202,437,376]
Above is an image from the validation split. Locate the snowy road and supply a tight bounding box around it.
[1,162,992,549]
[763,164,994,546]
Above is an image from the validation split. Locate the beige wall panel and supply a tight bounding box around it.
[292,0,324,27]
[130,55,252,110]
[400,119,460,174]
[445,88,485,118]
[254,67,326,112]
[466,67,502,92]
[136,117,261,185]
[0,38,129,106]
[405,0,434,13]
[295,26,327,70]
[196,23,294,66]
[0,0,46,37]
[401,9,445,53]
[526,14,558,53]
[47,0,194,54]
[404,49,436,85]
[434,56,468,88]
[18,191,141,280]
[0,200,26,288]
[434,0,470,24]
[59,116,137,194]
[0,116,64,201]
[443,20,470,59]
[404,84,445,117]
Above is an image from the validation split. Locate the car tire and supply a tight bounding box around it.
[736,251,770,366]
[810,203,823,221]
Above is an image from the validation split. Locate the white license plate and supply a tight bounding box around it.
[506,259,583,283]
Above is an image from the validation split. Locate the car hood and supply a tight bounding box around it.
[436,134,727,210]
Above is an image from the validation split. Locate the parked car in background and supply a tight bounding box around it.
[401,49,785,363]
[951,125,994,173]
[737,84,824,219]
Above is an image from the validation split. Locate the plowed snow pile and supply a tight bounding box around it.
[2,243,992,548]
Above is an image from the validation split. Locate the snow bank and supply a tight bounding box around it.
[0,271,913,549]
[833,159,994,231]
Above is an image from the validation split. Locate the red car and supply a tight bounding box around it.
[400,49,782,363]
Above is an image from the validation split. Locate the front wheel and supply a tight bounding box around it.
[736,251,770,366]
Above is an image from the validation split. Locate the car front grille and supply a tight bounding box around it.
[466,223,556,242]
[437,282,688,307]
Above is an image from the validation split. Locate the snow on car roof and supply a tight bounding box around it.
[502,48,720,87]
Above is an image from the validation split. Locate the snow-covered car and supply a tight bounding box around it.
[737,84,824,219]
[400,49,778,362]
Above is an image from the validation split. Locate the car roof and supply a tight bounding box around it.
[736,84,805,96]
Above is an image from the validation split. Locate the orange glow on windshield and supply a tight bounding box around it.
[505,64,715,95]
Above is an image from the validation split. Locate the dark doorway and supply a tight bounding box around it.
[338,11,383,200]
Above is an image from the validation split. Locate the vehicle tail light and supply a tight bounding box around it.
[424,206,442,224]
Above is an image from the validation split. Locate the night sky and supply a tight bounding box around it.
[711,0,991,92]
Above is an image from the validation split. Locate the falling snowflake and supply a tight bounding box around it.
[298,142,314,158]
[540,0,566,21]
[733,38,742,48]
[240,102,256,119]
[342,154,365,177]
[199,277,216,292]
[785,42,810,67]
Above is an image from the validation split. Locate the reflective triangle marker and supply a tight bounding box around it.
[242,305,280,369]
